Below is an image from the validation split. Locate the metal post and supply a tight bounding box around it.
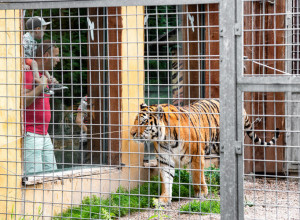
[219,0,243,219]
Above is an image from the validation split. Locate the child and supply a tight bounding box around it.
[23,16,66,94]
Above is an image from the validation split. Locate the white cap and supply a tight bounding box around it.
[26,16,51,30]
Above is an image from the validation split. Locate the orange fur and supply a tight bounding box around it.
[130,99,278,205]
[130,100,220,204]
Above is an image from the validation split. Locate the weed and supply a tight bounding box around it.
[148,198,170,220]
[100,208,115,220]
[9,204,43,220]
[244,195,254,207]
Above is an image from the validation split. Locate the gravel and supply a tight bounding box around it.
[118,178,299,220]
[120,198,220,220]
[244,178,300,220]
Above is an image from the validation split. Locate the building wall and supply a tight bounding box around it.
[121,6,145,171]
[0,10,23,220]
[23,168,149,218]
[22,6,147,219]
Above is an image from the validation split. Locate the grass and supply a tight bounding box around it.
[179,166,220,216]
[54,167,220,219]
[179,199,221,215]
[204,166,220,195]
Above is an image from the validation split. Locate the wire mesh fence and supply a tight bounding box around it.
[0,2,222,219]
[243,93,300,220]
[242,1,300,219]
[0,0,299,219]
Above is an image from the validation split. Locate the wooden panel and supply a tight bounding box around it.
[107,7,122,165]
[205,4,219,99]
[182,5,203,103]
[244,1,285,174]
[88,7,122,165]
[88,7,104,164]
[182,5,219,102]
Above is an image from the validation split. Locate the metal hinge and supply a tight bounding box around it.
[234,23,241,36]
[220,145,224,153]
[220,142,242,154]
[235,141,242,155]
[286,11,292,23]
[219,29,224,37]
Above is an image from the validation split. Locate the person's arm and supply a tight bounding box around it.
[44,71,51,80]
[46,73,59,84]
[76,112,88,133]
[30,60,40,79]
[23,76,48,107]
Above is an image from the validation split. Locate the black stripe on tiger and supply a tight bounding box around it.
[157,158,175,169]
[130,99,280,206]
[243,109,279,146]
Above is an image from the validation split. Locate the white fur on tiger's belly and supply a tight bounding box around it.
[157,122,166,142]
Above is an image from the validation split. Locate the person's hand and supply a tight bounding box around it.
[48,77,59,84]
[24,64,30,70]
[34,76,48,89]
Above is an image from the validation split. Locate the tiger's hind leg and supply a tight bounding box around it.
[158,164,175,206]
[191,153,208,198]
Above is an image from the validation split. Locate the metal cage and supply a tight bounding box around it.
[0,0,299,219]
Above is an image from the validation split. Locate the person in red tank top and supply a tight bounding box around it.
[23,40,60,175]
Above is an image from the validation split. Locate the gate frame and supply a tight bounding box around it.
[285,0,300,174]
[219,0,243,219]
[0,0,220,9]
[236,1,300,220]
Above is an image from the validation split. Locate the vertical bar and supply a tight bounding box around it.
[200,4,205,98]
[285,0,293,174]
[219,0,242,219]
[236,0,244,219]
[237,87,244,219]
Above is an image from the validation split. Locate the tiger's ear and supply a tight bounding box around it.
[140,103,148,109]
[140,103,147,109]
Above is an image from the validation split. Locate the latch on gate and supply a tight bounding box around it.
[235,141,242,155]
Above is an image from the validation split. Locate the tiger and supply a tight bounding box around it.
[130,99,279,206]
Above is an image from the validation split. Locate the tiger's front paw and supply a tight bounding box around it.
[157,196,171,207]
[195,186,208,199]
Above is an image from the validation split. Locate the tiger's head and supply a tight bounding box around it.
[130,103,166,143]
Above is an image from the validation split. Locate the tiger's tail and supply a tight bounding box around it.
[244,109,280,146]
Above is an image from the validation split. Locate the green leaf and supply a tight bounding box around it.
[148,214,159,219]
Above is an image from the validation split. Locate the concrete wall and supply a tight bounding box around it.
[0,9,23,220]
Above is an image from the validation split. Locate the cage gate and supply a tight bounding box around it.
[0,0,299,219]
[239,1,300,220]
